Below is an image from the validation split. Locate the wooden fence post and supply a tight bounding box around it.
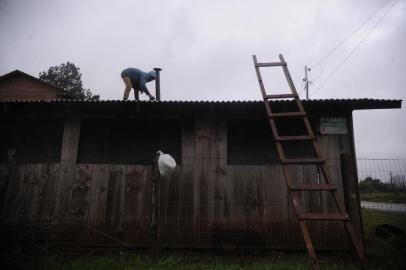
[340,153,366,257]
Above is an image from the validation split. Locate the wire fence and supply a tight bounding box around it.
[0,158,405,269]
[357,158,406,214]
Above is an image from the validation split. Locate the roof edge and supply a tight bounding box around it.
[0,98,402,111]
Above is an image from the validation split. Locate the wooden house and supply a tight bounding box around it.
[0,70,65,101]
[0,98,401,251]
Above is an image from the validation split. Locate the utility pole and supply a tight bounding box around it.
[303,66,311,100]
[390,170,397,196]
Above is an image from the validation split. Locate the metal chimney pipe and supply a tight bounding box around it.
[153,68,162,101]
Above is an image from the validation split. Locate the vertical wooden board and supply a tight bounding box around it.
[29,163,48,223]
[214,118,227,160]
[160,166,181,246]
[5,164,26,223]
[105,165,126,234]
[38,163,60,223]
[193,157,208,243]
[224,166,236,226]
[318,135,342,210]
[303,165,320,212]
[22,164,42,223]
[213,160,228,228]
[60,115,81,162]
[208,117,227,235]
[194,116,211,158]
[302,164,323,247]
[16,164,31,223]
[0,164,12,213]
[266,165,288,222]
[141,166,152,238]
[259,166,271,225]
[56,115,81,223]
[318,135,345,247]
[338,134,353,203]
[287,165,303,223]
[70,164,93,224]
[213,117,228,229]
[55,161,76,222]
[178,118,195,246]
[157,164,168,244]
[231,165,246,228]
[178,163,194,246]
[192,117,211,242]
[243,166,262,230]
[88,164,110,231]
[123,165,139,230]
[123,165,148,245]
[181,118,195,166]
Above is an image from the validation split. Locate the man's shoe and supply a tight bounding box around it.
[150,96,155,101]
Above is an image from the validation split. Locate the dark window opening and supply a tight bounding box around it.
[77,118,181,164]
[227,118,318,165]
[0,119,64,162]
[282,141,317,159]
[227,119,279,165]
[274,118,308,136]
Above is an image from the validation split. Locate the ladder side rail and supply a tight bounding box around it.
[265,104,282,140]
[278,54,316,138]
[343,221,368,269]
[253,55,269,99]
[279,54,300,97]
[253,55,285,144]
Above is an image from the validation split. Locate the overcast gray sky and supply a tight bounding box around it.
[0,0,405,158]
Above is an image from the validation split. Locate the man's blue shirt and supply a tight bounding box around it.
[121,68,155,92]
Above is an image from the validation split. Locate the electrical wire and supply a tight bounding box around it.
[312,0,392,67]
[310,0,400,98]
[310,0,392,83]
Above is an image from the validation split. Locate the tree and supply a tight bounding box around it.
[392,174,406,191]
[359,177,386,193]
[39,62,99,101]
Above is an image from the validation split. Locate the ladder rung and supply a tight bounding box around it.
[282,158,325,164]
[276,135,315,141]
[289,183,337,191]
[298,213,350,221]
[269,112,306,118]
[266,94,297,99]
[256,61,287,67]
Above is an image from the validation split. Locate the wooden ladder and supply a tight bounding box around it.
[252,54,367,270]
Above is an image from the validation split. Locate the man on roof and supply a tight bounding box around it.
[121,68,156,101]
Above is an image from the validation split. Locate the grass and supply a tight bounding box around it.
[360,192,406,203]
[15,252,358,270]
[361,209,406,270]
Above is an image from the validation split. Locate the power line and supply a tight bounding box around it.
[310,0,399,98]
[313,0,392,67]
[310,0,392,83]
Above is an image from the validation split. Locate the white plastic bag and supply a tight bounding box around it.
[157,151,176,177]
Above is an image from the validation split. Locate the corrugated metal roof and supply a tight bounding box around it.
[0,98,401,103]
[0,98,402,110]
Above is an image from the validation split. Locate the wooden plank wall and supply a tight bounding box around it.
[1,114,358,250]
